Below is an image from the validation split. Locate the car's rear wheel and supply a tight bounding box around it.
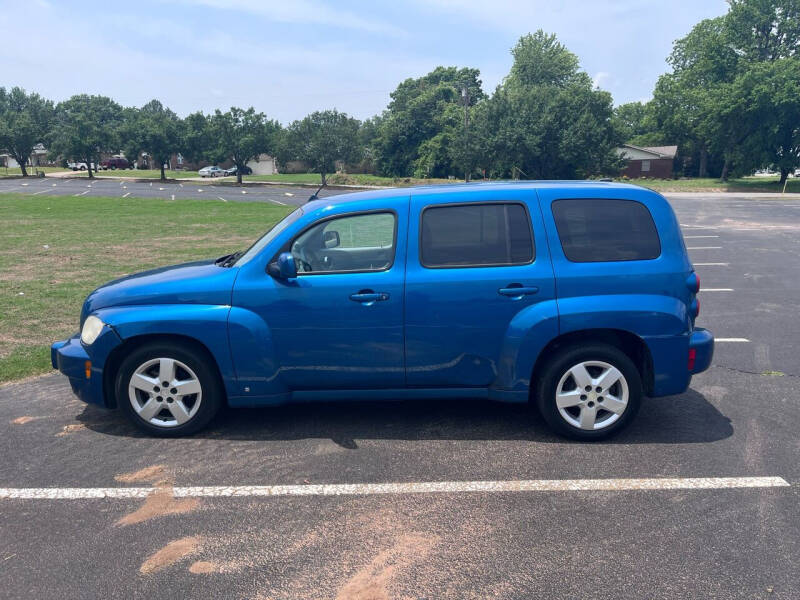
[535,343,642,440]
[116,342,222,436]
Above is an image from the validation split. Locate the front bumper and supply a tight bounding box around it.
[51,327,122,406]
[689,327,714,374]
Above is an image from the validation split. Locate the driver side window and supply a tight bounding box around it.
[291,212,396,274]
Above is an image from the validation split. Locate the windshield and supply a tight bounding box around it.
[233,207,304,266]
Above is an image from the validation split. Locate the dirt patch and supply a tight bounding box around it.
[10,415,42,424]
[335,534,437,600]
[140,537,201,575]
[117,482,199,526]
[115,465,166,483]
[189,560,223,574]
[56,423,85,436]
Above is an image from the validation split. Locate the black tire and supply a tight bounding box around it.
[534,343,642,441]
[115,341,223,437]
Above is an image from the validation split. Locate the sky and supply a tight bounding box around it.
[2,0,728,124]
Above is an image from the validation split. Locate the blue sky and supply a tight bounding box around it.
[3,0,728,124]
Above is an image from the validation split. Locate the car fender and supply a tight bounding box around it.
[95,304,238,398]
[492,298,560,399]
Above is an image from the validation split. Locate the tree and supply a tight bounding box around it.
[0,87,54,177]
[374,66,485,177]
[477,31,623,179]
[209,107,280,184]
[613,102,665,146]
[280,110,361,185]
[181,111,212,166]
[49,95,122,178]
[119,100,182,181]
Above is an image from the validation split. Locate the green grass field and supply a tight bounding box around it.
[0,193,291,383]
[625,176,800,194]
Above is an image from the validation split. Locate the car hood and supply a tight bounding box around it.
[80,259,238,325]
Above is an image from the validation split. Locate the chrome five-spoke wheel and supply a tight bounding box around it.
[128,357,202,428]
[555,360,629,431]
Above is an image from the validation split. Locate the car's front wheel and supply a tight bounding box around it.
[535,343,642,440]
[116,342,222,436]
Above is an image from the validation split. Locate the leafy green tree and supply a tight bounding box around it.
[0,87,54,176]
[613,102,665,146]
[375,66,485,177]
[118,100,182,181]
[280,109,361,185]
[477,31,622,179]
[181,111,212,166]
[209,107,280,184]
[50,95,122,178]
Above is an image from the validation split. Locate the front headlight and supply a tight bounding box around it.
[80,315,105,345]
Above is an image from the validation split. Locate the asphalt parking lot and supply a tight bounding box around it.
[1,191,799,599]
[0,175,342,206]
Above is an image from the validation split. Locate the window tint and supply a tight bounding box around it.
[291,212,396,273]
[552,198,660,262]
[421,203,534,267]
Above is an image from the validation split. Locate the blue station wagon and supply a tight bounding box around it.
[52,182,714,440]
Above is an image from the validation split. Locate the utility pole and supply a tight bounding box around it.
[462,86,470,182]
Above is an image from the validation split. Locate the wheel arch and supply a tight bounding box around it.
[103,333,226,408]
[530,328,655,397]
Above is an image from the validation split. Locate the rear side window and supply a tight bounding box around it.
[421,202,534,267]
[552,199,660,262]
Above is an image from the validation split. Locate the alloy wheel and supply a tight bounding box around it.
[555,360,629,430]
[127,357,202,428]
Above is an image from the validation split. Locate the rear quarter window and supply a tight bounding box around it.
[552,198,661,262]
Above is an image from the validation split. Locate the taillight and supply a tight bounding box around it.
[688,349,696,371]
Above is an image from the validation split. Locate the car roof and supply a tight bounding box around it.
[307,180,650,208]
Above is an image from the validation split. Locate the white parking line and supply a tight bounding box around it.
[171,194,175,201]
[270,199,287,205]
[694,263,729,266]
[685,235,720,239]
[73,190,88,197]
[218,196,227,202]
[30,189,51,196]
[716,338,750,343]
[681,224,716,229]
[702,288,734,292]
[688,246,722,250]
[122,192,131,198]
[0,477,788,500]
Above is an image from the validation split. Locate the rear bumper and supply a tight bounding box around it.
[689,327,714,374]
[51,327,122,406]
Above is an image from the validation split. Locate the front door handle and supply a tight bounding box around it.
[498,285,539,298]
[350,290,390,304]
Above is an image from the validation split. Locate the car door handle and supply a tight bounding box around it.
[498,286,539,297]
[349,291,390,304]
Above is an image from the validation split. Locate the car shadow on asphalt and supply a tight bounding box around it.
[76,388,733,447]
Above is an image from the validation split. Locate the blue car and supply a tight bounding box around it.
[52,182,713,439]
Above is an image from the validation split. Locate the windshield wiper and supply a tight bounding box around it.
[217,251,243,267]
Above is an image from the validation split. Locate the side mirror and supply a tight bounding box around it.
[268,252,298,279]
[323,230,340,249]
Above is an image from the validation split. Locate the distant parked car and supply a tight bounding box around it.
[199,166,225,178]
[224,165,252,177]
[99,157,130,170]
[69,162,97,171]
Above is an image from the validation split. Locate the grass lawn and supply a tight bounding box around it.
[0,192,291,383]
[0,166,70,177]
[622,176,800,193]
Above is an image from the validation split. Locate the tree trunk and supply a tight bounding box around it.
[720,157,730,182]
[237,166,242,185]
[321,172,327,186]
[19,161,28,177]
[160,161,166,182]
[87,159,94,179]
[698,145,708,178]
[779,168,789,186]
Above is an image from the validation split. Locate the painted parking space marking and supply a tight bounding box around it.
[0,477,789,500]
[694,263,729,266]
[269,199,287,205]
[122,192,131,198]
[73,190,89,197]
[688,246,722,250]
[702,288,734,292]
[685,235,720,239]
[30,189,51,196]
[716,338,750,342]
[218,196,227,202]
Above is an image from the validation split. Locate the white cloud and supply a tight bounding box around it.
[171,0,406,36]
[592,71,610,89]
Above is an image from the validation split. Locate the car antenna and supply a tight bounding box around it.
[307,181,326,203]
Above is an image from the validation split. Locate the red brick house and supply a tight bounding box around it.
[617,144,677,178]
